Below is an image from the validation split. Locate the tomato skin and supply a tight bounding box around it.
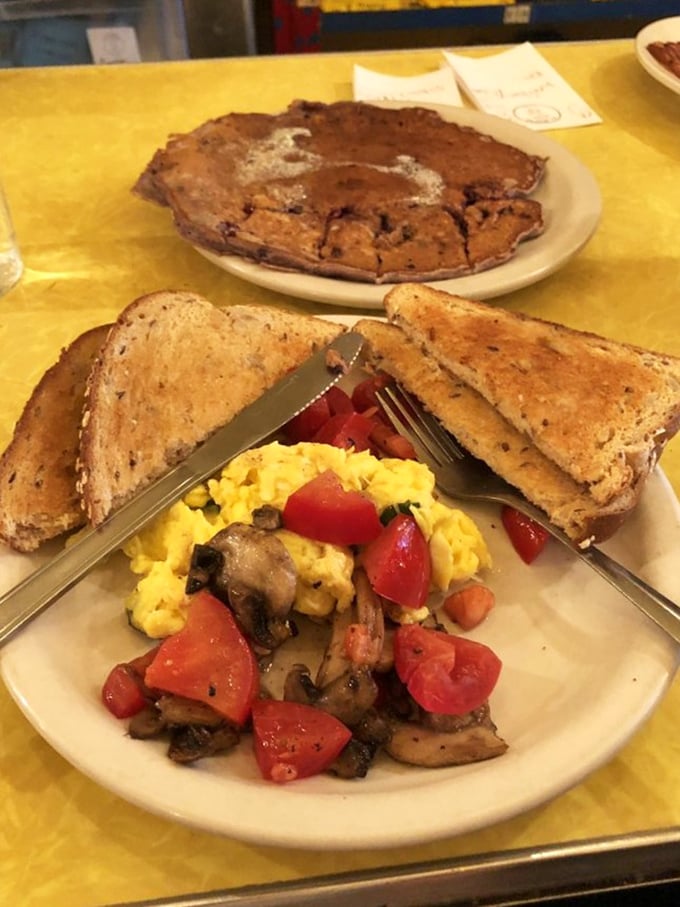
[324,385,354,416]
[501,506,550,564]
[144,591,259,726]
[351,374,392,412]
[251,699,352,783]
[311,411,374,452]
[394,625,502,716]
[443,584,496,630]
[102,664,148,719]
[282,470,382,546]
[393,624,457,684]
[367,419,417,460]
[283,396,331,443]
[361,513,431,608]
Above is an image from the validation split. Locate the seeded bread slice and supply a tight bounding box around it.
[77,291,343,526]
[0,324,111,552]
[356,318,636,544]
[384,284,680,508]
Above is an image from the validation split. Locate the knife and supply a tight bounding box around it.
[0,330,365,647]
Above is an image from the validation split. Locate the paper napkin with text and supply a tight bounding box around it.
[443,43,601,130]
[353,63,462,106]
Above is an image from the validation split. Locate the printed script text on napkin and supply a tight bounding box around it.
[443,43,602,131]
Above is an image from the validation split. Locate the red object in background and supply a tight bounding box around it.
[272,1,321,54]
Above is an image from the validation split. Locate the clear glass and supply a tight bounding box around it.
[0,181,23,296]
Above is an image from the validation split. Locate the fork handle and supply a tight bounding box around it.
[573,543,680,646]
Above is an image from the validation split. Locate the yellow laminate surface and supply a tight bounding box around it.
[1,40,680,907]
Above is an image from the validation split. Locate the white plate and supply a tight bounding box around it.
[636,18,680,95]
[196,103,601,308]
[1,465,678,850]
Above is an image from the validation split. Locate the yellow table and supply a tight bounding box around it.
[1,39,680,907]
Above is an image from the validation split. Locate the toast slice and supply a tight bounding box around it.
[77,291,343,526]
[0,324,111,552]
[383,284,680,510]
[355,319,635,544]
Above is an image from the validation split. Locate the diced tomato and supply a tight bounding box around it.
[324,385,354,415]
[282,470,382,546]
[361,513,431,608]
[351,374,393,412]
[282,395,331,443]
[251,699,352,783]
[367,419,417,460]
[102,664,148,719]
[501,506,550,564]
[144,591,259,726]
[443,584,496,631]
[126,645,162,679]
[394,624,502,716]
[392,623,458,684]
[311,411,374,451]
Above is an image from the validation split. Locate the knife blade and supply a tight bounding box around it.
[0,330,365,647]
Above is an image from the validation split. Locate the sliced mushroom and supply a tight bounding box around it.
[284,662,378,728]
[128,705,166,740]
[315,605,353,688]
[168,723,240,764]
[385,708,508,767]
[316,567,386,688]
[156,694,225,728]
[189,522,298,652]
[327,738,375,779]
[251,505,283,531]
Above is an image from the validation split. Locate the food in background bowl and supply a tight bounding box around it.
[647,41,680,77]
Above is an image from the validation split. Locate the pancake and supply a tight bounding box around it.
[134,100,546,284]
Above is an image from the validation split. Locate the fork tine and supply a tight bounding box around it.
[378,383,464,467]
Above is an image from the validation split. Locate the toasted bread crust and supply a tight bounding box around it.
[356,319,635,543]
[0,324,110,552]
[77,291,343,526]
[384,284,680,508]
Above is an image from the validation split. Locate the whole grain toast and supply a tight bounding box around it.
[0,323,111,552]
[77,291,343,526]
[355,318,635,544]
[384,284,680,510]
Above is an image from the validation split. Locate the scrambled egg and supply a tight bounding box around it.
[123,441,491,638]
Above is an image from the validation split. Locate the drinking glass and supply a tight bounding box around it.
[0,181,23,296]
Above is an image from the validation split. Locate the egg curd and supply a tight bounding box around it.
[123,441,491,638]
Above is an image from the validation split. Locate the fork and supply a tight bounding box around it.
[377,383,680,646]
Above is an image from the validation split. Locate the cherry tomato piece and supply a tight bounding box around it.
[351,374,393,412]
[102,664,147,719]
[394,624,502,716]
[144,590,259,726]
[324,385,354,415]
[362,513,431,608]
[311,411,374,451]
[368,419,417,460]
[443,584,496,630]
[251,699,352,783]
[282,470,382,545]
[501,506,550,564]
[282,395,331,443]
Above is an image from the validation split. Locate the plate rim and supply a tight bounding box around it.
[635,17,680,96]
[194,101,601,309]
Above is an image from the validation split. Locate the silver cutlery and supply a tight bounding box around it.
[377,383,680,645]
[0,332,365,647]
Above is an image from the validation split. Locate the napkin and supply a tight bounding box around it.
[443,42,602,131]
[353,63,462,106]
